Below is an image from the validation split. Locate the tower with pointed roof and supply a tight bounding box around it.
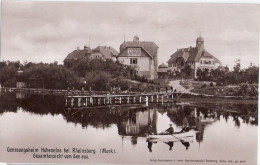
[196,36,204,50]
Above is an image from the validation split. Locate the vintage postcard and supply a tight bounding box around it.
[0,1,259,165]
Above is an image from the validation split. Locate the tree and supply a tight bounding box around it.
[196,68,203,80]
[182,65,192,79]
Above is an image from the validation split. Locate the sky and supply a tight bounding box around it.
[1,1,259,69]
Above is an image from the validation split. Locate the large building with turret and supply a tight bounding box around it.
[167,36,221,78]
[117,36,159,79]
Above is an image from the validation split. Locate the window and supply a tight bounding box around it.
[130,58,138,64]
[127,48,141,56]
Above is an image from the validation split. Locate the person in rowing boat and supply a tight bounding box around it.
[159,124,174,135]
[180,123,190,133]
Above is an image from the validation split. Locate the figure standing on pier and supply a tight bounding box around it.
[89,87,92,95]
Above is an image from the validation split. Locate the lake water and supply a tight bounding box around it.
[0,94,258,164]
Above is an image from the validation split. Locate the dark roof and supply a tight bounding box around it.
[168,46,220,64]
[64,48,91,61]
[196,36,204,42]
[168,47,200,63]
[93,46,119,59]
[201,51,221,64]
[158,63,168,68]
[186,47,200,62]
[109,47,119,56]
[120,41,158,58]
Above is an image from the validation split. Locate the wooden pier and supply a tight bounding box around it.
[65,92,179,108]
[0,87,181,108]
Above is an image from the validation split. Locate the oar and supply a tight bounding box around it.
[170,132,194,142]
[170,134,183,141]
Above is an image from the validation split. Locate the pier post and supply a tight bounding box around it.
[86,97,88,106]
[127,97,130,104]
[133,97,136,103]
[119,97,122,104]
[145,96,148,106]
[139,96,141,103]
[156,95,159,103]
[78,98,81,107]
[90,97,93,105]
[162,95,164,104]
[98,98,101,105]
[65,98,68,106]
[71,98,74,107]
[151,96,153,103]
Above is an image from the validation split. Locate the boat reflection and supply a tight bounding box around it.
[147,140,190,152]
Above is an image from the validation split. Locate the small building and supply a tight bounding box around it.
[90,46,118,61]
[117,36,159,79]
[167,36,221,78]
[158,63,169,79]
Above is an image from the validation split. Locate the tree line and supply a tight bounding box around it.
[196,62,258,85]
[0,59,152,91]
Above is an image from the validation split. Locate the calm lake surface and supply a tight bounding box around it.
[0,93,258,164]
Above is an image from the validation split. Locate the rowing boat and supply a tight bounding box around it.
[147,131,194,142]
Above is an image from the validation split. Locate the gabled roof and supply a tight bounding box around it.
[186,47,200,62]
[109,47,119,57]
[168,47,199,63]
[120,40,158,58]
[93,46,119,59]
[64,49,91,61]
[168,46,221,64]
[201,51,221,64]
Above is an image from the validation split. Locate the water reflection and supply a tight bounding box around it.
[0,93,258,151]
[147,140,191,152]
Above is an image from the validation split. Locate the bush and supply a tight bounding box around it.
[85,71,112,91]
[201,84,207,88]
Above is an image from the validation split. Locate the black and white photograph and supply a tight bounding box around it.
[0,1,259,164]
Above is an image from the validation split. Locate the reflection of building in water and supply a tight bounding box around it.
[16,93,26,99]
[118,107,157,138]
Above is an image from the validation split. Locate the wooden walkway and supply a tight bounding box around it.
[0,87,182,108]
[65,92,180,108]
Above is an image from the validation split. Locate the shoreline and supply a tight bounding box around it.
[0,87,258,102]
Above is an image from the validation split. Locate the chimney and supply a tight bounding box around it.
[133,36,139,43]
[77,46,79,51]
[84,45,87,50]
